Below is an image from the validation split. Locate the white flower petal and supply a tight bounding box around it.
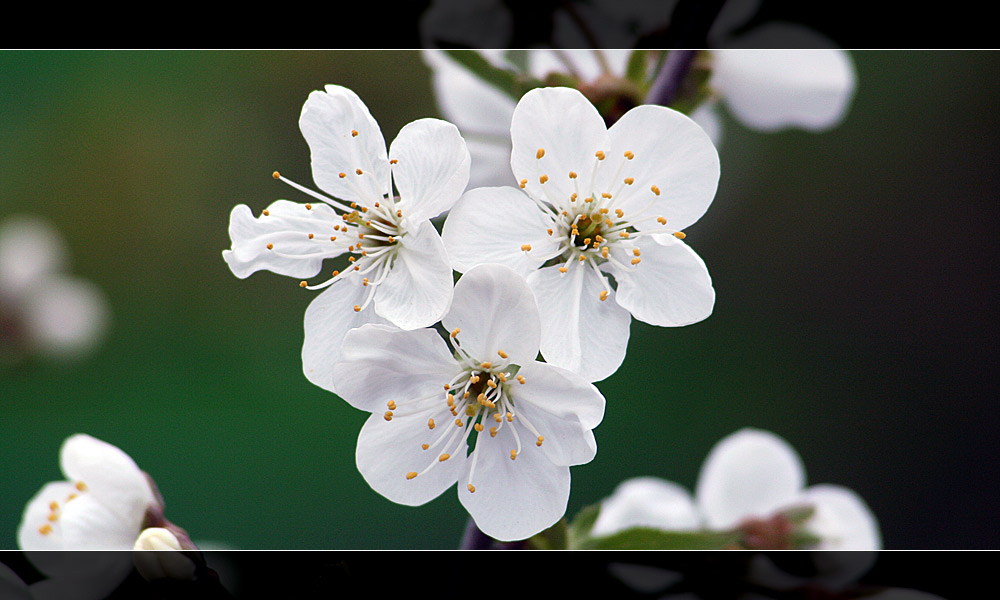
[0,215,67,297]
[602,104,720,232]
[58,494,138,550]
[301,279,392,395]
[441,263,541,365]
[527,49,632,82]
[22,275,110,358]
[712,43,857,132]
[799,483,882,550]
[356,410,467,507]
[18,481,77,551]
[459,421,570,541]
[510,87,608,205]
[695,428,806,529]
[527,261,631,382]
[374,220,454,330]
[299,85,390,203]
[333,324,459,413]
[222,200,342,279]
[441,186,560,277]
[611,235,715,327]
[59,434,155,529]
[389,119,470,222]
[591,477,701,536]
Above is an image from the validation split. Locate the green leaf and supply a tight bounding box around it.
[443,50,546,103]
[527,518,569,550]
[577,527,741,550]
[566,502,602,548]
[625,50,649,84]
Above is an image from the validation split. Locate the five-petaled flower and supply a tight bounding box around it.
[591,428,882,550]
[18,434,163,599]
[223,85,470,394]
[331,263,605,541]
[442,86,719,382]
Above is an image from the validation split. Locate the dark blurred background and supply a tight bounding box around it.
[1,50,997,550]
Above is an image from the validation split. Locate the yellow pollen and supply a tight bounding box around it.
[266,243,274,250]
[517,375,525,384]
[305,203,312,210]
[339,172,346,178]
[519,179,527,189]
[547,228,553,235]
[470,375,480,384]
[308,233,314,239]
[406,472,418,480]
[397,209,403,217]
[353,305,361,312]
[578,255,586,261]
[601,192,612,199]
[584,196,593,203]
[383,411,393,421]
[633,248,641,256]
[490,426,498,437]
[539,174,548,184]
[451,328,460,337]
[75,482,87,492]
[39,524,52,535]
[498,372,508,382]
[487,379,497,389]
[657,216,667,225]
[67,494,77,501]
[349,256,356,262]
[455,418,463,427]
[481,362,492,369]
[299,281,308,288]
[674,231,687,239]
[595,235,604,242]
[47,513,58,522]
[387,400,397,410]
[583,238,591,246]
[428,418,436,429]
[330,236,337,241]
[537,436,544,446]
[624,177,634,185]
[494,413,503,422]
[506,412,513,422]
[439,453,450,462]
[521,244,532,252]
[356,169,363,175]
[351,129,358,137]
[272,171,281,179]
[498,350,508,358]
[595,151,605,160]
[600,290,609,301]
[631,257,641,265]
[599,208,609,214]
[620,231,630,238]
[536,148,545,159]
[49,501,59,511]
[443,384,450,391]
[388,237,395,243]
[602,247,609,258]
[605,218,614,226]
[358,233,365,239]
[559,266,568,273]
[422,444,429,450]
[468,484,476,493]
[510,450,517,460]
[651,185,661,195]
[332,270,339,277]
[571,193,578,201]
[616,209,624,218]
[569,171,577,179]
[474,423,484,432]
[390,159,398,164]
[262,209,270,216]
[361,206,368,213]
[624,150,634,159]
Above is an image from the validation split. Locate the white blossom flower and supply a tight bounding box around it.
[442,86,718,382]
[0,215,109,360]
[223,85,470,394]
[591,428,882,550]
[132,527,197,582]
[17,434,162,599]
[331,263,605,541]
[423,47,854,184]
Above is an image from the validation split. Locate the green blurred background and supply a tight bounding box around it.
[1,51,997,549]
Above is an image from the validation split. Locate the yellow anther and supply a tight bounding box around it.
[498,372,508,382]
[602,247,609,258]
[559,266,568,273]
[595,235,604,242]
[272,171,281,179]
[468,484,476,493]
[388,236,395,243]
[536,148,545,159]
[422,443,429,450]
[519,179,527,189]
[387,400,397,410]
[569,171,577,179]
[75,482,87,492]
[487,379,497,389]
[498,350,508,359]
[633,248,641,256]
[601,192,612,199]
[455,418,463,427]
[490,426,498,437]
[521,244,532,252]
[358,233,365,239]
[536,435,544,447]
[481,362,492,369]
[361,206,368,213]
[47,513,58,522]
[305,203,312,210]
[584,196,593,203]
[631,257,642,265]
[351,129,358,137]
[506,412,513,422]
[443,384,450,391]
[439,453,450,462]
[571,193,578,201]
[339,172,346,178]
[517,375,525,384]
[578,255,586,261]
[657,216,667,225]
[49,501,59,511]
[651,185,661,195]
[624,177,634,185]
[39,524,53,535]
[447,396,455,406]
[477,393,488,404]
[308,233,314,239]
[624,150,634,160]
[583,238,591,246]
[397,209,403,217]
[356,168,363,175]
[383,411,393,421]
[600,290,609,301]
[349,256,356,262]
[595,151,605,160]
[67,494,77,501]
[353,305,361,312]
[605,218,614,226]
[547,228,553,235]
[330,236,337,242]
[428,418,436,429]
[474,423,484,432]
[299,281,308,288]
[615,209,624,219]
[390,159,398,164]
[510,450,517,460]
[332,270,339,277]
[470,375,480,384]
[406,472,418,480]
[539,174,548,184]
[451,328,460,337]
[266,243,273,250]
[466,405,476,416]
[262,209,270,216]
[620,231,630,238]
[673,231,687,239]
[599,208,609,214]
[353,265,360,271]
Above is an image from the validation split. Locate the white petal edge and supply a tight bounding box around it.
[59,434,155,528]
[695,428,806,530]
[389,118,470,222]
[798,483,883,550]
[591,477,701,537]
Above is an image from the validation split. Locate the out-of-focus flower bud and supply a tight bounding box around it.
[133,527,197,582]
